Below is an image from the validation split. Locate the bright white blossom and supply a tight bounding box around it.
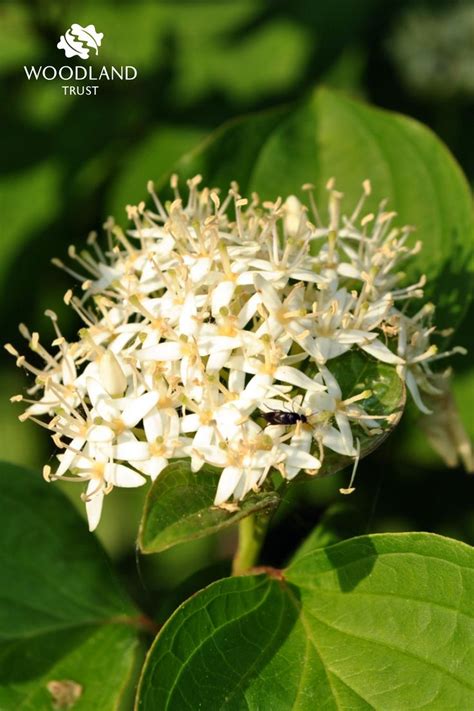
[7,175,469,530]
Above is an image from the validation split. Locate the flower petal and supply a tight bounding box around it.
[281,443,321,475]
[88,425,115,442]
[136,342,182,362]
[114,440,150,460]
[211,280,237,316]
[274,366,326,392]
[321,424,356,456]
[179,293,198,337]
[56,436,86,476]
[85,483,104,532]
[122,392,160,428]
[314,337,350,363]
[361,340,403,364]
[143,408,164,441]
[254,273,282,311]
[406,370,432,414]
[105,463,146,487]
[335,412,354,455]
[214,466,242,505]
[134,456,168,480]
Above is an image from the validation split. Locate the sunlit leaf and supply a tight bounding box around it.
[136,532,474,709]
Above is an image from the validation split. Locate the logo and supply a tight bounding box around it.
[24,22,138,96]
[57,24,104,60]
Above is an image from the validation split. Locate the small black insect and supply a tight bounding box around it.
[260,409,308,426]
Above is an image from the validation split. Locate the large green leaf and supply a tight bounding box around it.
[136,532,474,710]
[0,463,146,710]
[139,460,280,554]
[168,87,474,330]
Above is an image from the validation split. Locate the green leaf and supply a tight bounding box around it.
[168,87,474,330]
[139,460,280,554]
[0,462,145,710]
[136,532,474,710]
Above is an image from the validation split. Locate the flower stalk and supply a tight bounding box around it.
[232,512,272,576]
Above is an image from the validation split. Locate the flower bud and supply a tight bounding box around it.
[99,351,127,397]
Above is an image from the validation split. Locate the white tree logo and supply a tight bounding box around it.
[57,24,103,60]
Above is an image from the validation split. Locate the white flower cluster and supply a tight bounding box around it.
[7,176,462,530]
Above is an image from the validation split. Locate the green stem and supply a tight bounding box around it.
[232,512,271,575]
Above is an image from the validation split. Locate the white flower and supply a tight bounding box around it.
[114,407,187,480]
[195,422,283,505]
[8,174,467,528]
[45,438,146,532]
[311,288,402,365]
[78,452,146,533]
[395,308,466,413]
[303,367,375,457]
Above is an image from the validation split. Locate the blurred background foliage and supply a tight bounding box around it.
[1,0,473,615]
